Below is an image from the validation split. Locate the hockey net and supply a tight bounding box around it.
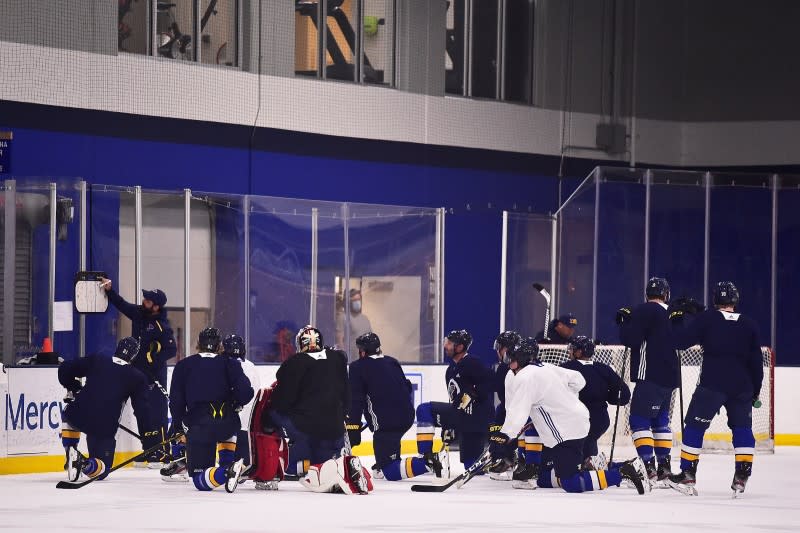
[538,345,775,454]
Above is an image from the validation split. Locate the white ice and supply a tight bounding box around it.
[2,448,799,533]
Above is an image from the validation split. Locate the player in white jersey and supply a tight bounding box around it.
[488,337,648,494]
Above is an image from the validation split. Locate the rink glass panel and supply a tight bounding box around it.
[346,203,439,363]
[776,176,800,364]
[504,213,554,340]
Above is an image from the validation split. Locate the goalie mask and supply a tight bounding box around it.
[295,325,323,353]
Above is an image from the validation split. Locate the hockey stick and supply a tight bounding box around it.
[410,422,533,493]
[118,423,142,441]
[609,348,629,465]
[532,283,552,340]
[56,432,184,489]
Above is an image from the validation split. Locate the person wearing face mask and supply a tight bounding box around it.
[100,277,177,468]
[335,288,372,359]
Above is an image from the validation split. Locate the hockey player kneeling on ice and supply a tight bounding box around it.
[560,336,631,470]
[667,282,762,497]
[301,455,374,494]
[488,337,649,495]
[60,337,153,482]
[416,330,493,471]
[222,334,261,476]
[347,332,447,481]
[269,326,350,480]
[168,326,254,492]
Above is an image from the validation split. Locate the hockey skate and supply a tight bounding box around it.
[370,463,385,480]
[65,447,84,482]
[255,480,280,490]
[582,452,607,471]
[510,461,539,490]
[731,463,751,498]
[160,457,189,482]
[225,459,245,493]
[423,449,450,479]
[667,463,698,496]
[488,456,516,481]
[618,457,649,495]
[346,456,370,494]
[655,456,674,489]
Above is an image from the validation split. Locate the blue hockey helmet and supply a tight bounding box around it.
[493,330,521,352]
[646,277,670,302]
[568,336,595,359]
[446,329,473,353]
[198,327,221,352]
[222,334,246,359]
[295,325,323,353]
[712,281,740,307]
[115,336,140,362]
[355,332,381,355]
[505,337,539,368]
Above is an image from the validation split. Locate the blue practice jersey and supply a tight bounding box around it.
[561,359,631,412]
[58,355,151,438]
[673,309,763,398]
[618,301,679,389]
[169,352,254,429]
[446,355,493,421]
[348,354,414,433]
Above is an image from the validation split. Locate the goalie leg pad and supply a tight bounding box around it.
[250,432,288,482]
[300,456,374,494]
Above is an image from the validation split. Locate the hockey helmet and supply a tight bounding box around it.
[505,337,539,368]
[712,281,740,307]
[198,327,221,352]
[295,325,324,353]
[568,336,595,359]
[446,329,473,353]
[115,336,140,362]
[493,330,521,352]
[646,277,670,302]
[355,332,381,356]
[222,334,246,359]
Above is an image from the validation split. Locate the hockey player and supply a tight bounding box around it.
[617,276,680,485]
[347,332,446,481]
[100,278,177,467]
[59,337,153,482]
[269,326,354,480]
[667,282,763,497]
[488,337,648,494]
[168,327,254,492]
[222,334,261,467]
[535,313,578,344]
[561,336,631,469]
[415,329,493,470]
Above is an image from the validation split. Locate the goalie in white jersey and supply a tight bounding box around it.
[488,337,648,494]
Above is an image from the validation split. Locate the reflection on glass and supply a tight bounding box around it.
[200,0,238,66]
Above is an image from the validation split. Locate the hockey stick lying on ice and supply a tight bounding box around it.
[56,432,184,490]
[410,422,533,493]
[532,283,551,340]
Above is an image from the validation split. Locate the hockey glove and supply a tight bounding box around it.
[669,310,685,322]
[345,423,362,447]
[457,392,476,415]
[488,431,512,462]
[488,424,503,433]
[615,307,632,325]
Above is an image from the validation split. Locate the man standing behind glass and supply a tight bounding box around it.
[336,289,372,359]
[100,277,177,467]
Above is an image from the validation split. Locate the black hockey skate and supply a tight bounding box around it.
[370,463,385,480]
[160,457,189,482]
[65,447,85,482]
[655,456,674,489]
[423,449,450,478]
[667,461,698,496]
[488,456,516,481]
[619,457,649,495]
[731,463,751,498]
[346,456,370,495]
[225,459,245,493]
[510,461,539,490]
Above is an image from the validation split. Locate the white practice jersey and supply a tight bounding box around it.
[500,362,590,448]
[239,359,261,431]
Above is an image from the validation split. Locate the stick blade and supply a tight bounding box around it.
[410,484,449,492]
[56,480,86,490]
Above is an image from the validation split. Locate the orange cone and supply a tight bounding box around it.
[42,337,53,353]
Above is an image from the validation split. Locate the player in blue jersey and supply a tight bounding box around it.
[346,332,447,480]
[100,278,177,466]
[561,336,631,469]
[415,329,493,470]
[616,277,680,486]
[59,337,153,482]
[168,326,254,492]
[667,282,764,497]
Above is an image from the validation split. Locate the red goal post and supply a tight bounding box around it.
[537,345,775,454]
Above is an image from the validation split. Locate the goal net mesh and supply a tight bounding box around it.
[537,345,775,454]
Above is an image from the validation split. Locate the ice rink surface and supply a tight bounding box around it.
[1,448,799,532]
